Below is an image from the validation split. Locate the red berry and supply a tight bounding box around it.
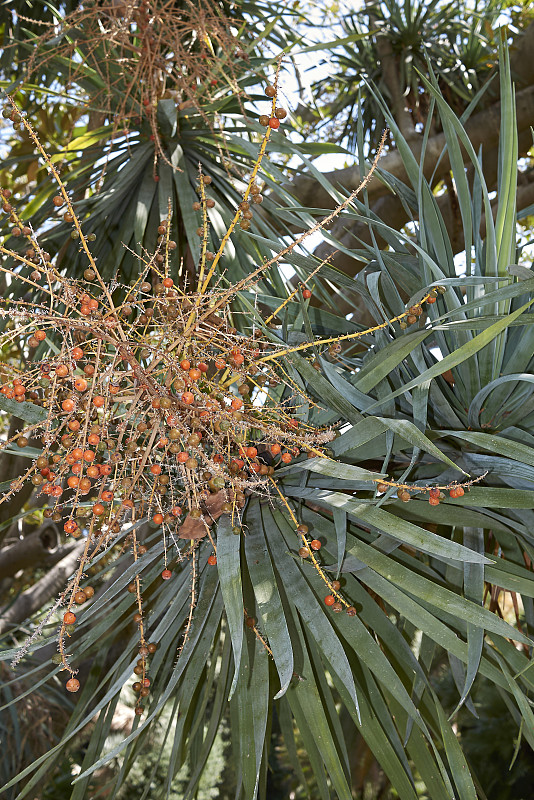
[324,595,335,606]
[63,611,76,625]
[208,555,217,565]
[268,117,280,129]
[310,539,321,551]
[161,569,172,580]
[429,496,440,505]
[302,288,312,299]
[153,513,163,525]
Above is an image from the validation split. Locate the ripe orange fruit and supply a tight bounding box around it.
[324,595,335,606]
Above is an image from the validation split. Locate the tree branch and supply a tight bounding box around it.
[0,523,62,581]
[0,542,84,636]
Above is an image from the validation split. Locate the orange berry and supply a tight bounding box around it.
[64,520,77,533]
[63,612,76,625]
[83,450,95,462]
[281,453,292,463]
[208,555,217,566]
[87,433,99,445]
[153,513,163,525]
[92,503,105,516]
[171,506,182,516]
[74,378,88,392]
[214,358,225,369]
[189,368,201,381]
[163,277,173,288]
[245,446,257,458]
[177,452,189,462]
[66,678,80,692]
[72,447,84,460]
[62,399,75,412]
[302,288,312,299]
[198,362,208,372]
[231,398,243,410]
[35,330,46,341]
[150,464,162,475]
[93,396,105,407]
[429,496,440,506]
[324,595,335,606]
[310,539,321,550]
[71,347,84,360]
[182,392,194,404]
[270,443,281,455]
[86,465,99,478]
[161,569,172,579]
[101,490,113,501]
[67,476,79,488]
[180,359,191,370]
[232,353,245,365]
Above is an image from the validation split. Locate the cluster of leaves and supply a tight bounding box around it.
[311,0,504,149]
